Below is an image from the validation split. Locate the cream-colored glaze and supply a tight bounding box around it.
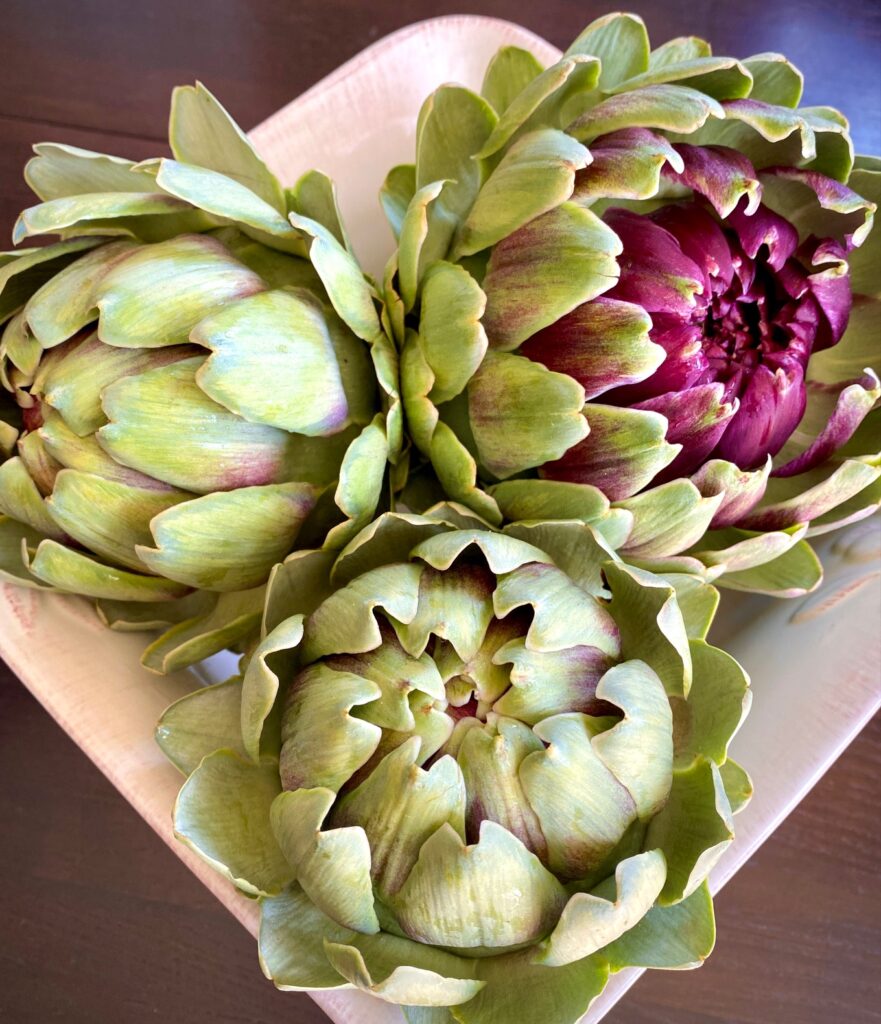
[1,16,878,1024]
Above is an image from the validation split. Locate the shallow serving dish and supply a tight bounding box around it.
[1,16,879,1024]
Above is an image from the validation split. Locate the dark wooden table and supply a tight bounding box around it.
[1,2,879,1022]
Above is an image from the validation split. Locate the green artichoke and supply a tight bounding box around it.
[387,12,880,598]
[0,84,399,671]
[157,505,751,1024]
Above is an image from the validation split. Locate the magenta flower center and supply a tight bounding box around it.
[598,200,852,473]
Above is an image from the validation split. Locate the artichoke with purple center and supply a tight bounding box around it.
[157,506,751,1024]
[388,13,879,595]
[0,84,399,671]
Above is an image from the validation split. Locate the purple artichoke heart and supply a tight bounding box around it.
[528,142,856,512]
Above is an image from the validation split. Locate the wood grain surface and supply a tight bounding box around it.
[1,1,879,1022]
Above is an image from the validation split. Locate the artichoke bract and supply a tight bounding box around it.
[157,505,751,1024]
[0,84,399,671]
[388,12,880,597]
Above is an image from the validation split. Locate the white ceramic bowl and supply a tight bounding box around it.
[2,16,879,1024]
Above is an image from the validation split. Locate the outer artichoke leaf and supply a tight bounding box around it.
[694,100,852,182]
[279,665,382,792]
[333,739,466,900]
[17,430,63,506]
[520,296,662,400]
[416,85,498,223]
[714,537,824,596]
[0,238,102,325]
[502,519,616,596]
[773,369,880,478]
[94,234,265,349]
[155,676,246,776]
[22,241,137,349]
[673,640,751,769]
[455,129,590,259]
[616,479,725,559]
[481,46,545,116]
[468,350,588,479]
[690,457,771,529]
[490,479,610,524]
[324,415,390,552]
[419,262,487,405]
[428,421,503,527]
[24,143,161,200]
[691,524,808,575]
[289,169,351,251]
[41,334,193,437]
[412,529,551,576]
[742,53,804,107]
[565,12,649,90]
[492,640,613,725]
[28,538,190,601]
[302,563,423,661]
[520,714,637,879]
[326,928,482,1007]
[98,357,334,493]
[719,759,754,815]
[740,459,881,533]
[535,849,667,966]
[392,563,495,662]
[147,158,303,253]
[271,789,379,934]
[141,586,264,674]
[650,573,719,640]
[542,404,679,502]
[568,85,724,144]
[169,82,285,213]
[0,456,65,539]
[263,547,335,635]
[457,718,547,857]
[329,511,448,588]
[289,211,383,346]
[809,302,881,384]
[138,482,320,591]
[648,37,712,66]
[646,759,734,904]
[397,180,452,312]
[173,749,293,897]
[605,560,692,697]
[597,879,715,970]
[12,192,198,246]
[192,287,348,435]
[572,129,684,205]
[3,310,42,384]
[0,516,53,589]
[806,474,881,536]
[259,884,355,990]
[846,165,880,296]
[759,168,871,247]
[593,661,673,819]
[394,820,567,951]
[241,614,304,763]
[451,947,609,1024]
[476,56,600,160]
[46,469,190,571]
[610,56,753,102]
[380,164,417,241]
[494,562,620,657]
[480,202,621,351]
[97,588,215,632]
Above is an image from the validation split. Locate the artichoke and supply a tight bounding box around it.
[0,84,399,671]
[388,12,880,596]
[157,505,751,1024]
